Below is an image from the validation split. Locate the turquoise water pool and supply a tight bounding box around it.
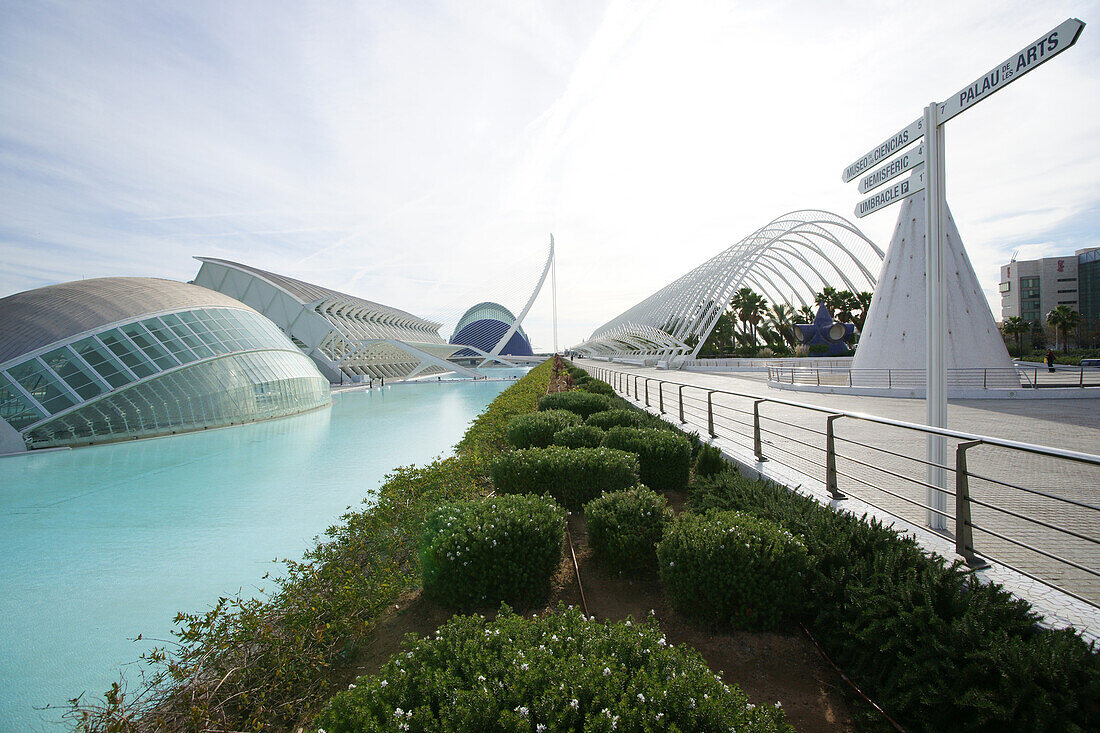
[0,375,520,730]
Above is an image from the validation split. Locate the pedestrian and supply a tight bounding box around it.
[1045,349,1056,373]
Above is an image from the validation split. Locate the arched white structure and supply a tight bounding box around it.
[476,234,554,366]
[573,211,883,359]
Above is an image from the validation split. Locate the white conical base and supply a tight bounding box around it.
[852,191,1015,373]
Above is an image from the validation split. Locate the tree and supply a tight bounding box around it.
[853,291,874,333]
[730,287,768,345]
[766,303,798,347]
[699,311,735,356]
[1046,306,1081,352]
[1000,316,1029,356]
[797,304,816,324]
[834,290,857,323]
[813,286,845,318]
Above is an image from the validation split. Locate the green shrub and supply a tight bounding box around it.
[567,366,588,380]
[690,470,1100,732]
[585,486,670,574]
[491,446,639,510]
[694,443,729,478]
[537,391,612,418]
[420,494,566,609]
[313,605,791,733]
[551,424,605,449]
[578,378,615,396]
[504,409,581,449]
[603,426,691,491]
[658,510,809,630]
[585,408,648,430]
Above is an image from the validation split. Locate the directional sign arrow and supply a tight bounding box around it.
[938,18,1085,124]
[853,168,926,219]
[858,142,925,194]
[842,117,924,183]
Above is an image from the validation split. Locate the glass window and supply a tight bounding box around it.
[142,317,197,364]
[71,337,134,388]
[121,323,178,370]
[178,312,229,355]
[98,330,157,378]
[0,373,47,429]
[41,346,105,400]
[161,313,214,359]
[7,359,77,414]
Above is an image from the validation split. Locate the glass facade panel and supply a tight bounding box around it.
[0,373,46,430]
[142,317,197,364]
[71,337,134,389]
[120,322,178,370]
[7,359,77,414]
[179,311,229,355]
[24,350,330,448]
[41,346,105,400]
[160,313,214,359]
[98,330,157,378]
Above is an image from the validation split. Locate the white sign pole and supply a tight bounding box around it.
[924,103,948,530]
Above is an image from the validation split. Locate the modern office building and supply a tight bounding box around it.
[193,258,477,383]
[0,277,331,453]
[450,302,534,357]
[999,248,1099,324]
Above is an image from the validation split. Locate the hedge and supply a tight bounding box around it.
[690,470,1100,732]
[578,378,615,396]
[658,509,810,630]
[420,494,566,609]
[551,424,605,449]
[585,408,648,430]
[537,391,613,419]
[69,362,556,731]
[504,409,582,449]
[693,443,728,478]
[491,445,639,510]
[585,486,670,574]
[312,605,792,733]
[603,426,692,492]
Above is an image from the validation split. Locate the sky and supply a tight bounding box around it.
[1,0,1098,351]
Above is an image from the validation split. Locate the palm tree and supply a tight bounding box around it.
[1046,306,1081,352]
[1000,316,1029,356]
[797,304,816,324]
[813,286,846,318]
[732,287,768,345]
[853,291,873,332]
[767,303,798,347]
[834,290,857,323]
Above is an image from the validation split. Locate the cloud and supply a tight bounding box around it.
[1,0,1097,351]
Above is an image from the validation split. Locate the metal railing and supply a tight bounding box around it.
[591,364,1100,609]
[766,364,1100,389]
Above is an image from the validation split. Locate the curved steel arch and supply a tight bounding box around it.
[573,210,882,358]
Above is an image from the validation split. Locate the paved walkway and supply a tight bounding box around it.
[578,359,1100,639]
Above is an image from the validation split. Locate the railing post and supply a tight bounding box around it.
[707,391,717,438]
[888,369,892,388]
[658,382,664,414]
[825,414,845,500]
[848,369,852,387]
[955,440,988,568]
[816,368,821,387]
[1081,366,1085,388]
[753,399,767,462]
[635,376,641,401]
[983,369,987,389]
[679,385,686,423]
[626,374,630,397]
[645,378,650,407]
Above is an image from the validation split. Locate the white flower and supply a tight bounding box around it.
[520,663,529,671]
[624,620,631,626]
[603,667,611,676]
[394,707,404,718]
[515,706,529,716]
[380,680,388,687]
[537,725,547,732]
[570,699,579,709]
[477,675,485,682]
[775,701,783,708]
[637,693,645,702]
[347,683,356,690]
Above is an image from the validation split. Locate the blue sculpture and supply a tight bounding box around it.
[794,303,855,356]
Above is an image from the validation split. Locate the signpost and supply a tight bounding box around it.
[841,18,1085,532]
[857,142,924,194]
[854,167,925,219]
